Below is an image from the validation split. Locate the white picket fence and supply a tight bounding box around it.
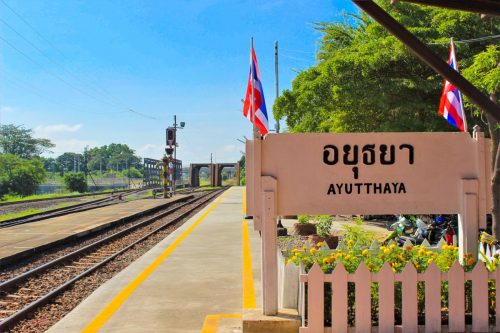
[298,260,499,333]
[479,241,499,262]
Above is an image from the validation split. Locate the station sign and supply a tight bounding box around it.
[250,132,491,216]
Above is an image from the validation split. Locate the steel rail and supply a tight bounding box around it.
[0,188,154,228]
[0,187,227,330]
[0,188,137,207]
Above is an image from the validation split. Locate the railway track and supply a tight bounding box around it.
[0,188,136,207]
[0,187,227,331]
[0,188,161,229]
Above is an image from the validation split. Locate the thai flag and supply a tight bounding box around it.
[243,46,269,136]
[438,38,468,132]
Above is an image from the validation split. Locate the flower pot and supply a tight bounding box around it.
[308,234,339,249]
[293,223,316,236]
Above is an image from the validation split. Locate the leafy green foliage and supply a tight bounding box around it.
[0,124,54,158]
[63,172,88,193]
[315,215,333,237]
[273,0,499,134]
[0,154,47,197]
[297,214,310,224]
[462,45,499,97]
[341,217,375,249]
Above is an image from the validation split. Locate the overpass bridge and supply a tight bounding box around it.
[189,163,240,187]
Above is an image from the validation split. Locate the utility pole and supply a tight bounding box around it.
[173,115,177,191]
[275,40,280,133]
[167,115,185,193]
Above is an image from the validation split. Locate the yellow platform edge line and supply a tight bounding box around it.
[82,188,232,333]
[200,314,242,333]
[242,220,256,309]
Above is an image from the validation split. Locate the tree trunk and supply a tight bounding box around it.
[486,92,500,239]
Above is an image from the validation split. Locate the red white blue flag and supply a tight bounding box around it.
[243,46,269,136]
[438,38,467,132]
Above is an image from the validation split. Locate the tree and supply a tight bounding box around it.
[85,144,141,173]
[0,154,47,197]
[238,154,246,185]
[463,45,500,238]
[0,124,54,158]
[56,152,84,174]
[273,1,499,234]
[273,1,498,133]
[63,172,88,193]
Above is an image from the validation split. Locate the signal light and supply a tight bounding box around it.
[166,127,176,146]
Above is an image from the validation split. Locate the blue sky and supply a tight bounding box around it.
[0,0,355,164]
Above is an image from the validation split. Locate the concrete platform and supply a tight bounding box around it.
[0,195,189,265]
[47,187,263,333]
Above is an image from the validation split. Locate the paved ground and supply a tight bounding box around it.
[47,187,262,333]
[0,195,188,263]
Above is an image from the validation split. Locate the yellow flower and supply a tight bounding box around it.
[345,255,351,261]
[467,258,476,266]
[362,249,369,256]
[302,245,307,250]
[397,255,405,261]
[441,245,448,250]
[390,244,396,250]
[310,248,317,254]
[384,249,391,255]
[380,246,387,251]
[418,248,426,256]
[348,240,354,247]
[322,258,329,264]
[427,258,433,264]
[317,242,324,247]
[426,251,433,256]
[405,245,413,251]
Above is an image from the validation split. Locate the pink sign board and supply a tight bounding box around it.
[258,132,490,216]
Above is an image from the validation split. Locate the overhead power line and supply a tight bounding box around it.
[428,34,500,44]
[0,0,157,120]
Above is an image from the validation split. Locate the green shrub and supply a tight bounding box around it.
[63,172,88,193]
[297,214,310,224]
[315,215,333,237]
[0,154,47,197]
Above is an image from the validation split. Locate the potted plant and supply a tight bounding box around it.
[293,214,317,236]
[308,215,339,249]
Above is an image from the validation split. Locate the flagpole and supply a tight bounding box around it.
[451,37,469,133]
[454,38,469,133]
[251,37,259,140]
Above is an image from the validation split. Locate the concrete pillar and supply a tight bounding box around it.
[459,179,479,263]
[261,176,278,315]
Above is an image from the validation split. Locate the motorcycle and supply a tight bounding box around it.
[383,215,416,245]
[385,215,456,246]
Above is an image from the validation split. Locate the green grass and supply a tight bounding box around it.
[0,209,42,221]
[0,203,72,221]
[1,189,119,203]
[2,192,83,203]
[194,186,220,191]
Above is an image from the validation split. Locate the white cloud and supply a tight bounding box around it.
[47,139,98,155]
[221,144,238,153]
[0,106,15,113]
[35,123,83,136]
